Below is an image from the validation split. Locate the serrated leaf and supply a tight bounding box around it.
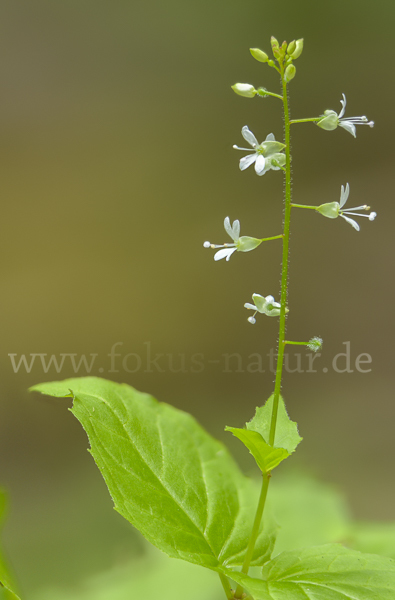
[348,522,395,560]
[225,428,289,472]
[30,377,275,571]
[0,490,22,600]
[221,543,395,600]
[226,395,301,474]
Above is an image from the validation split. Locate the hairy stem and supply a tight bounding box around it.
[269,68,291,447]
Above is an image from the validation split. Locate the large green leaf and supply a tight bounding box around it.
[226,395,302,473]
[221,544,395,600]
[0,490,21,600]
[30,377,275,571]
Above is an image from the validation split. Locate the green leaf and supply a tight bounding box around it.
[225,428,289,472]
[226,395,301,473]
[268,472,350,553]
[30,377,275,571]
[348,522,395,560]
[0,490,22,600]
[221,544,395,600]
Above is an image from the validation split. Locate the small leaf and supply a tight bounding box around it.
[225,428,289,472]
[226,394,301,473]
[30,377,275,571]
[221,544,395,600]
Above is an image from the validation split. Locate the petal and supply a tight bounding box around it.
[265,295,275,304]
[339,121,356,137]
[341,214,360,231]
[241,126,259,148]
[339,93,347,119]
[339,183,350,208]
[239,153,257,171]
[254,154,266,174]
[224,216,233,238]
[232,219,240,240]
[214,248,235,261]
[244,303,256,310]
[265,133,275,141]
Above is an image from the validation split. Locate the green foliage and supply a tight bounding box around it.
[268,472,350,553]
[347,522,395,560]
[0,490,21,600]
[226,395,302,473]
[221,544,395,600]
[30,377,275,571]
[32,550,222,600]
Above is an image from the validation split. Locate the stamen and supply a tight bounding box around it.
[369,212,377,221]
[343,212,372,218]
[343,205,369,211]
[233,145,253,151]
[248,311,257,324]
[203,241,211,248]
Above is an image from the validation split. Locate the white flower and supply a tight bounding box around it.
[204,217,262,261]
[233,126,286,175]
[317,94,374,137]
[244,293,287,323]
[317,183,377,231]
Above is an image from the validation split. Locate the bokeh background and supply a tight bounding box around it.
[0,0,394,595]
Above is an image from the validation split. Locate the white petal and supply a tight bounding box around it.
[224,216,233,238]
[214,248,236,261]
[339,93,347,119]
[257,167,269,176]
[265,133,275,141]
[339,182,350,208]
[341,214,360,231]
[241,126,259,148]
[339,121,356,137]
[239,153,257,171]
[254,154,266,174]
[265,295,275,304]
[232,219,240,240]
[244,303,256,310]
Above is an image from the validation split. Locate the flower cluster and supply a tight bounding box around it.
[233,127,286,176]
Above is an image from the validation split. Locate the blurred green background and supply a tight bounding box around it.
[0,0,394,596]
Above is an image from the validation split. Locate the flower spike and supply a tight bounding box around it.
[203,217,262,261]
[317,94,374,137]
[317,183,377,231]
[233,126,286,175]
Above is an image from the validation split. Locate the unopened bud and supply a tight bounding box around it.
[250,48,269,63]
[284,64,296,82]
[231,83,257,98]
[267,60,275,68]
[287,40,296,55]
[290,38,304,59]
[270,36,279,51]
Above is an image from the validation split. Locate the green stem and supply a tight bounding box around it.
[285,340,309,346]
[219,573,233,600]
[260,234,284,242]
[290,117,321,124]
[268,67,292,447]
[259,90,283,100]
[291,203,317,210]
[234,474,270,599]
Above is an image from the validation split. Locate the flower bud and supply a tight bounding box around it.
[267,60,275,67]
[290,38,304,59]
[231,83,257,98]
[250,48,269,63]
[284,64,296,82]
[237,236,262,252]
[270,36,279,51]
[287,40,296,55]
[317,202,340,219]
[317,111,338,131]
